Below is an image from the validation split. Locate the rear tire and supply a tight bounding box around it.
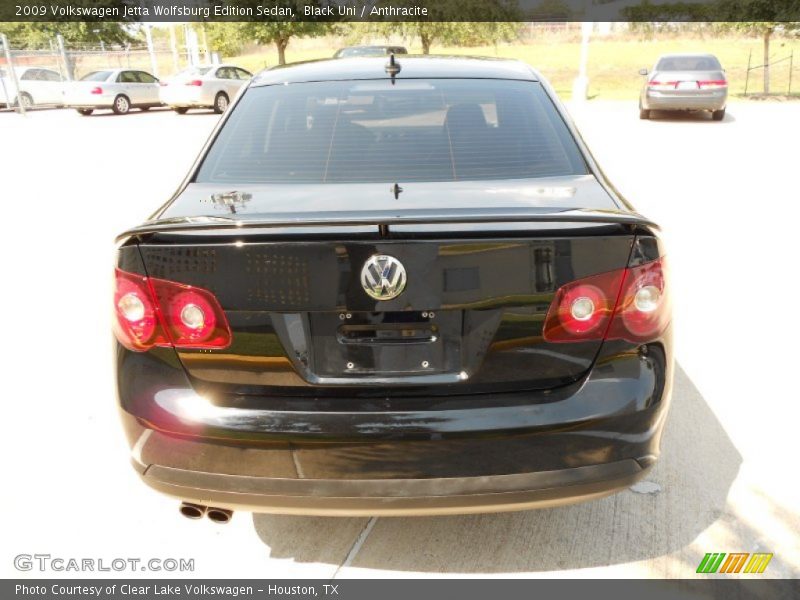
[639,107,650,120]
[112,94,131,115]
[76,108,93,116]
[173,107,188,115]
[712,108,725,121]
[213,92,229,114]
[16,92,34,109]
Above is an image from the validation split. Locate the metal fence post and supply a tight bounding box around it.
[744,49,751,96]
[169,24,180,73]
[1,33,26,115]
[144,24,159,78]
[56,34,73,80]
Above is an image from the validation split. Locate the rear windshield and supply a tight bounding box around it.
[80,71,112,82]
[195,79,587,184]
[656,56,722,71]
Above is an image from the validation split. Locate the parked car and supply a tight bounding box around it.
[63,69,162,115]
[159,64,252,114]
[334,45,408,58]
[639,53,728,120]
[0,66,65,108]
[114,56,672,521]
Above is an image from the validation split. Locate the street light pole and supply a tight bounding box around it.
[572,22,592,102]
[1,33,26,115]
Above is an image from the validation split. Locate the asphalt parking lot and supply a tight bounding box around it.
[1,102,798,579]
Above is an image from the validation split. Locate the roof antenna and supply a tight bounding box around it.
[385,53,401,84]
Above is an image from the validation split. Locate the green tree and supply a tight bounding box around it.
[369,0,519,54]
[0,22,135,49]
[205,23,248,58]
[242,21,334,65]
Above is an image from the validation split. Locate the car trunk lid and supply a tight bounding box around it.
[132,177,646,396]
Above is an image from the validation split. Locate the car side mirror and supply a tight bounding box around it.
[638,68,648,76]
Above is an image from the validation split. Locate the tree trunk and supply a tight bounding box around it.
[421,34,431,55]
[276,38,288,65]
[763,28,772,95]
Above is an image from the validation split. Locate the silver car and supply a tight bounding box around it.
[0,66,66,108]
[639,53,728,121]
[64,68,162,115]
[159,64,252,114]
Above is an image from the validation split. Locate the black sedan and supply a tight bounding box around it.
[114,56,673,521]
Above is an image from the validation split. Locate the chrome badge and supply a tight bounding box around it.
[360,255,407,300]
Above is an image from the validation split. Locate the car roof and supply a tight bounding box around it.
[253,56,538,86]
[657,53,720,59]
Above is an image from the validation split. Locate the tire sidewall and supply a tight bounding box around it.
[214,93,229,114]
[113,95,131,115]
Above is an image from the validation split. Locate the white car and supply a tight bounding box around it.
[0,66,66,108]
[159,64,252,114]
[64,69,162,115]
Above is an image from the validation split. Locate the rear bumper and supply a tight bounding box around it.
[134,455,650,516]
[643,91,727,111]
[118,332,673,516]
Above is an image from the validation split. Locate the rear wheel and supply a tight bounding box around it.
[174,107,188,115]
[16,92,34,109]
[112,94,131,115]
[712,108,725,121]
[76,108,93,116]
[639,107,650,120]
[213,92,229,114]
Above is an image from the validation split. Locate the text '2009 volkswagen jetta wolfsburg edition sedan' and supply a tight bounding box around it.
[114,56,672,521]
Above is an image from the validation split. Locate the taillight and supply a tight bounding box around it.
[647,81,678,91]
[699,80,727,89]
[159,81,168,87]
[544,257,669,344]
[90,86,103,95]
[186,79,203,86]
[543,269,625,342]
[609,258,670,342]
[113,268,231,351]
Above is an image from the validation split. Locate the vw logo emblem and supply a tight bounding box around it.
[360,255,407,301]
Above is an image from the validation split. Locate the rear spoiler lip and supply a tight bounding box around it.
[116,207,658,243]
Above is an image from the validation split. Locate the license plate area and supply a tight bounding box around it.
[677,81,699,90]
[309,311,461,376]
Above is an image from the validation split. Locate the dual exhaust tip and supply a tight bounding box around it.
[179,502,233,524]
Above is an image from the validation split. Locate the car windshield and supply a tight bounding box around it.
[81,71,112,82]
[196,79,587,184]
[656,56,722,71]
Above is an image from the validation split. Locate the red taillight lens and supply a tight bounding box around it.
[543,269,625,342]
[90,86,103,95]
[647,80,678,90]
[113,269,231,351]
[113,270,167,351]
[544,257,669,344]
[149,279,230,348]
[610,258,670,342]
[186,79,203,86]
[698,80,727,89]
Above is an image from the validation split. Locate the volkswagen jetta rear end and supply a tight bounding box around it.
[114,57,673,518]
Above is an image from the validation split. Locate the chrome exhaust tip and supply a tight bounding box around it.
[206,507,233,524]
[179,502,207,520]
